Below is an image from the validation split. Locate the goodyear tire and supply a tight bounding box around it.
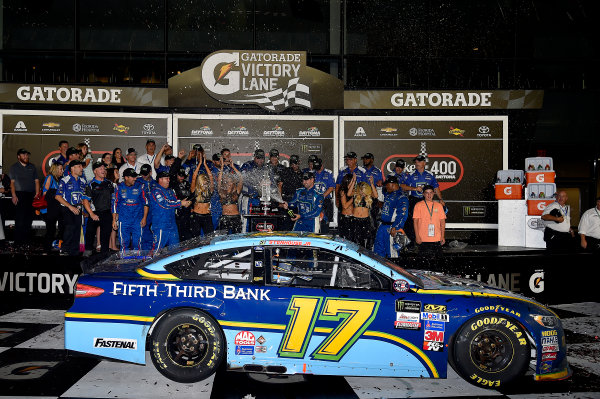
[450,314,530,389]
[150,309,224,383]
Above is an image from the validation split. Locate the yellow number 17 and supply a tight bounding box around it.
[278,296,380,361]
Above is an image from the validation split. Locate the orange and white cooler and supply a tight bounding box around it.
[494,170,524,200]
[526,183,556,216]
[525,157,555,184]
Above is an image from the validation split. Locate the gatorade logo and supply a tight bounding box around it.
[503,186,512,195]
[536,174,545,182]
[537,202,546,211]
[529,271,544,293]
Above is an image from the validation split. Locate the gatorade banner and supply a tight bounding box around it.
[1,110,171,178]
[341,116,507,226]
[174,114,337,171]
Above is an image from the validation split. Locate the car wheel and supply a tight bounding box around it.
[450,314,530,390]
[150,309,225,383]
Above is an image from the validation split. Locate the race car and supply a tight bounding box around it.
[65,232,570,389]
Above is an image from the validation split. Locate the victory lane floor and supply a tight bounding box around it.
[0,305,599,398]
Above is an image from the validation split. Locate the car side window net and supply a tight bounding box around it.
[269,247,389,290]
[166,247,253,281]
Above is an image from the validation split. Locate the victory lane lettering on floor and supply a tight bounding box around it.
[0,272,79,294]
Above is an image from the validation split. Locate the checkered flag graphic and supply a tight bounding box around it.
[231,77,312,112]
[420,142,428,160]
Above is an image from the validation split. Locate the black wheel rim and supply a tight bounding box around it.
[166,323,209,367]
[470,330,513,373]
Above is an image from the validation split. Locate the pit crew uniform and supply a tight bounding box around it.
[314,168,335,234]
[335,165,368,186]
[288,186,324,233]
[57,174,87,256]
[404,170,440,243]
[374,190,409,258]
[172,178,193,241]
[149,184,183,250]
[385,171,410,196]
[83,178,114,254]
[137,177,157,250]
[113,180,147,251]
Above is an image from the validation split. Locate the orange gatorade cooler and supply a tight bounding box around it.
[526,183,556,216]
[494,170,524,200]
[525,157,555,184]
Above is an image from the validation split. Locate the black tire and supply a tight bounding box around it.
[449,314,530,390]
[150,309,225,383]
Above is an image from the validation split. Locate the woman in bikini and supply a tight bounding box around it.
[217,158,243,234]
[349,175,378,248]
[338,173,355,240]
[190,156,215,237]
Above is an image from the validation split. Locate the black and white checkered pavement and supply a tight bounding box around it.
[0,303,599,398]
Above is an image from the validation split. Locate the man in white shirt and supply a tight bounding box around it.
[578,196,600,252]
[118,148,141,182]
[137,139,163,179]
[541,190,575,250]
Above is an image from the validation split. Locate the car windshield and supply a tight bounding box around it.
[356,247,424,288]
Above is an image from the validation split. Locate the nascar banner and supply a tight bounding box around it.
[1,110,171,178]
[340,116,507,226]
[174,114,337,172]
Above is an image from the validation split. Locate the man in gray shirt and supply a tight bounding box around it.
[9,148,40,246]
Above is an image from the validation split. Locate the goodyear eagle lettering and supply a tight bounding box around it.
[470,317,527,345]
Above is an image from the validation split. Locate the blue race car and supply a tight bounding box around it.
[65,232,571,388]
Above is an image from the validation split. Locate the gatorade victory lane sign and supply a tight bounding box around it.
[168,50,343,112]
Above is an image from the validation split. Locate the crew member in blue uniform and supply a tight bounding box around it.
[55,160,87,256]
[149,171,191,251]
[302,155,319,173]
[136,164,156,250]
[312,158,335,234]
[403,155,445,244]
[282,171,324,233]
[112,168,148,251]
[82,161,114,255]
[267,148,285,195]
[182,144,209,181]
[374,175,409,258]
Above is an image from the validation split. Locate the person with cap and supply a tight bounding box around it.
[386,159,410,196]
[171,168,194,241]
[335,151,368,208]
[156,154,175,175]
[63,147,82,176]
[299,155,315,174]
[240,149,276,226]
[413,184,446,257]
[154,143,179,173]
[112,168,148,251]
[53,140,69,166]
[149,171,192,250]
[183,144,209,181]
[118,148,141,182]
[267,148,285,195]
[404,155,445,245]
[541,190,575,251]
[281,171,324,233]
[9,148,40,247]
[312,158,335,234]
[137,139,161,179]
[136,164,156,250]
[374,175,409,258]
[361,153,384,188]
[55,160,86,256]
[82,162,114,255]
[578,196,600,252]
[280,155,304,230]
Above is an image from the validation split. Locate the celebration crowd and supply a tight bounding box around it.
[4,139,595,258]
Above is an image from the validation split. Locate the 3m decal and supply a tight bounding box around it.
[423,304,446,313]
[424,330,444,342]
[278,295,380,362]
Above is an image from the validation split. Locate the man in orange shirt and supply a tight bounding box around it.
[413,185,446,256]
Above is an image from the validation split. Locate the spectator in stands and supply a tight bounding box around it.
[217,160,243,234]
[118,148,141,182]
[9,148,40,247]
[42,162,64,252]
[112,148,125,169]
[282,171,323,233]
[55,160,86,256]
[579,196,600,252]
[149,172,191,250]
[54,140,69,166]
[82,162,114,255]
[541,190,575,251]
[112,168,148,251]
[413,185,446,257]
